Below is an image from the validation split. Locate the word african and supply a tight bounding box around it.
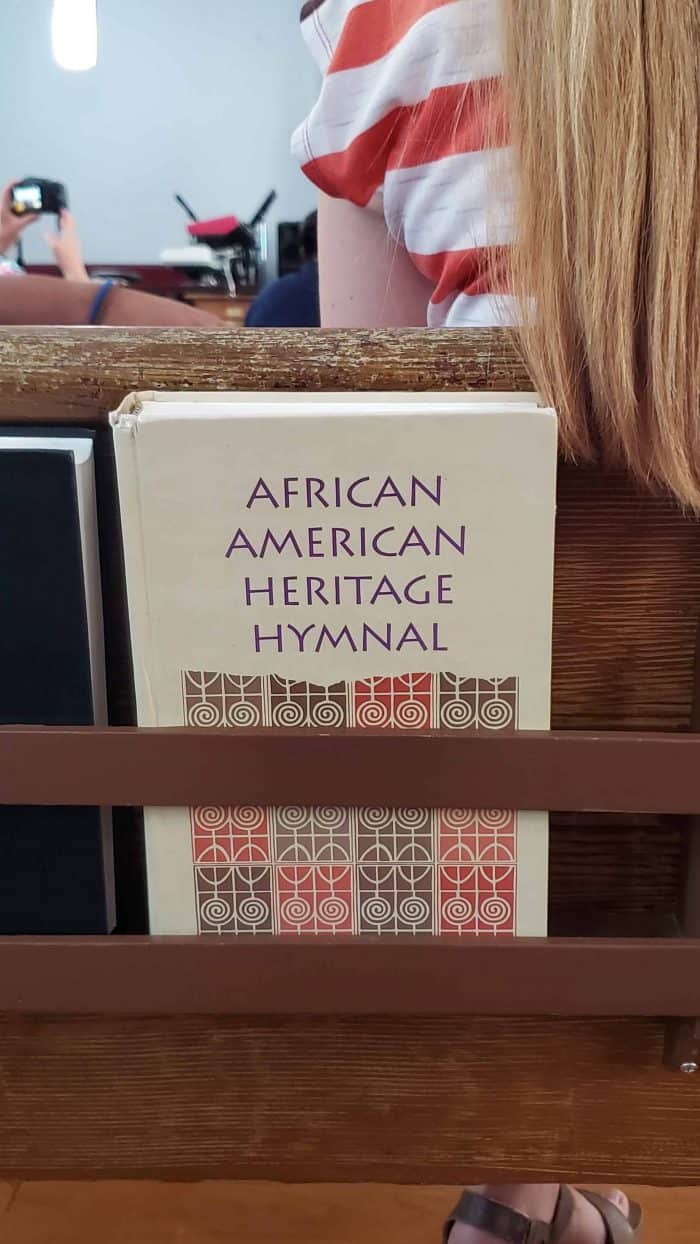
[246,475,443,510]
[226,471,468,656]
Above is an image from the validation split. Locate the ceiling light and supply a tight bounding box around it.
[51,0,98,73]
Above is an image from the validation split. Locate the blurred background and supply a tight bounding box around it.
[0,0,320,322]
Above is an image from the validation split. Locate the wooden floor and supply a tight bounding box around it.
[0,1182,697,1242]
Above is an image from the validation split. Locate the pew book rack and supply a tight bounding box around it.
[0,326,697,1186]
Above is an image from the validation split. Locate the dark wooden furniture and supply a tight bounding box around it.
[181,291,254,323]
[0,326,698,1185]
[26,263,193,299]
[27,265,257,320]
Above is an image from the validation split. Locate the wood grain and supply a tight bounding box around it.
[0,1015,699,1184]
[0,330,696,736]
[0,327,532,419]
[0,1182,16,1214]
[3,1183,699,1244]
[548,815,683,936]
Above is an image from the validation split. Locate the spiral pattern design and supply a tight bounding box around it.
[280,896,312,926]
[276,806,308,830]
[440,700,476,730]
[396,808,431,830]
[231,806,266,830]
[310,700,345,728]
[361,896,393,926]
[189,702,221,728]
[358,808,392,830]
[196,806,230,830]
[356,699,390,728]
[272,701,306,728]
[398,896,430,926]
[200,897,232,926]
[227,701,260,728]
[479,897,512,927]
[313,807,346,830]
[394,699,429,729]
[318,896,350,925]
[237,896,270,927]
[479,697,514,729]
[442,896,474,926]
[479,809,513,831]
[441,809,479,830]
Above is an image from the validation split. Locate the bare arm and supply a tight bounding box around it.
[317,192,431,328]
[0,275,218,326]
[44,210,90,283]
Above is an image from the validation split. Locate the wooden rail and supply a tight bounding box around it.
[0,726,699,815]
[0,936,698,1017]
[0,326,698,1184]
[0,325,531,419]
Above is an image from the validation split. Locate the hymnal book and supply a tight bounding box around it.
[113,392,557,937]
[0,432,114,933]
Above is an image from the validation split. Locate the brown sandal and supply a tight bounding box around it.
[443,1185,643,1243]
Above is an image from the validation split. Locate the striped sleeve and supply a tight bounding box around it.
[293,0,503,206]
[292,0,515,329]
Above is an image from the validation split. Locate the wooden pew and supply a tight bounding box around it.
[0,326,697,1185]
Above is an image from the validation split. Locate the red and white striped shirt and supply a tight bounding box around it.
[292,0,515,328]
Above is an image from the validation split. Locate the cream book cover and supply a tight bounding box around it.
[112,391,557,938]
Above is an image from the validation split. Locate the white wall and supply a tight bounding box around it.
[0,0,319,271]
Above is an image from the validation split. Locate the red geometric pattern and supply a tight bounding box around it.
[184,671,520,938]
[191,805,517,937]
[192,804,271,865]
[437,809,516,935]
[182,670,518,731]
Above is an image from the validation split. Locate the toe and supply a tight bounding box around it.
[598,1188,630,1220]
[562,1187,632,1244]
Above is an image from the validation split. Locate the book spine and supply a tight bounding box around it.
[112,417,158,728]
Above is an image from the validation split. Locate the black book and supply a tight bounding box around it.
[0,432,114,933]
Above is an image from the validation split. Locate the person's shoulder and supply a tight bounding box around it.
[246,264,320,329]
[299,0,441,69]
[293,1,502,211]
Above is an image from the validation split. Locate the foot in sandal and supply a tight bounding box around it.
[445,1184,642,1243]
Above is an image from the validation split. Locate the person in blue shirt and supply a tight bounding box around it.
[246,211,319,328]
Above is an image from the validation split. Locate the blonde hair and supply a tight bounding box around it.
[502,0,700,509]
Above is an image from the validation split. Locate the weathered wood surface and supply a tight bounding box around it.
[0,327,532,417]
[0,328,697,732]
[0,1014,698,1184]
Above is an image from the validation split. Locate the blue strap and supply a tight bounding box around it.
[87,280,115,325]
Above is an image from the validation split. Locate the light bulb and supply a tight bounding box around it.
[51,0,98,72]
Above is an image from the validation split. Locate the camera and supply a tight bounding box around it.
[10,178,68,218]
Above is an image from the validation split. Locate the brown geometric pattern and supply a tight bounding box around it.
[184,671,519,937]
[437,675,518,730]
[182,671,518,732]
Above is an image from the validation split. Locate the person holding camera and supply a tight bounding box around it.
[0,180,88,281]
[0,177,216,326]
